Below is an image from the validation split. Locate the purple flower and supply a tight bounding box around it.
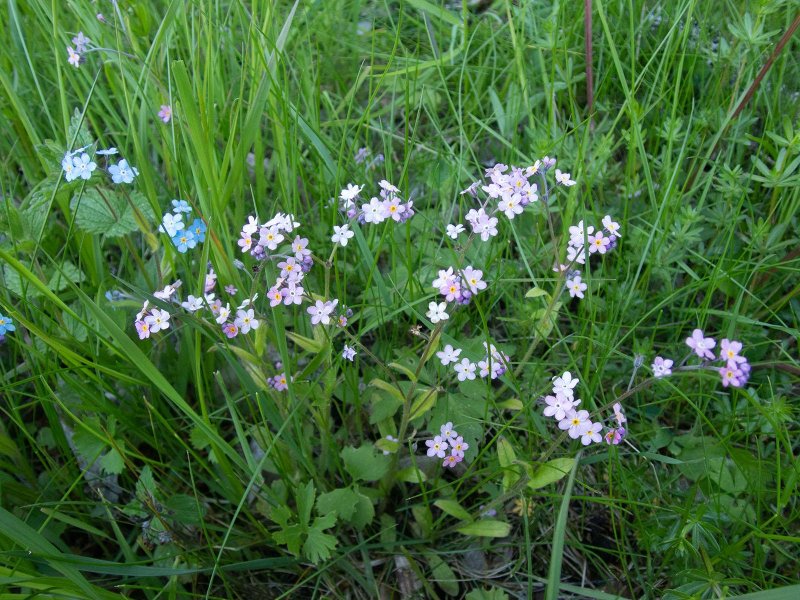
[686,328,716,360]
[719,338,746,367]
[425,436,448,458]
[652,356,673,378]
[719,365,747,388]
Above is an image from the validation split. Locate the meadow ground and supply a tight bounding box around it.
[0,0,799,598]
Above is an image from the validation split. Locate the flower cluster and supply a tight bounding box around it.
[559,215,622,300]
[158,200,207,253]
[62,146,139,186]
[338,179,415,226]
[426,422,470,468]
[685,329,750,387]
[66,31,90,68]
[432,265,487,305]
[541,371,624,446]
[436,341,511,382]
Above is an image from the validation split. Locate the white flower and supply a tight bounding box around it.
[554,169,576,186]
[580,421,603,445]
[153,281,180,300]
[552,371,579,398]
[446,224,464,239]
[602,215,621,237]
[362,197,388,224]
[259,226,283,251]
[566,275,587,299]
[67,46,80,67]
[96,148,118,156]
[436,344,462,366]
[342,344,357,361]
[234,309,259,334]
[159,213,184,237]
[242,215,259,235]
[331,224,354,246]
[144,308,170,333]
[426,301,449,324]
[109,159,139,184]
[569,220,594,245]
[454,358,476,381]
[340,183,363,201]
[462,266,487,294]
[237,294,259,310]
[62,152,77,182]
[181,295,204,312]
[498,193,523,219]
[558,409,591,439]
[215,304,231,324]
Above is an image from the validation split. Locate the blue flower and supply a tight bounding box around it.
[189,218,207,243]
[171,229,197,253]
[171,199,192,214]
[0,313,15,335]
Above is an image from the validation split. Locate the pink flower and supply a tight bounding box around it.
[652,356,673,378]
[135,320,150,339]
[222,322,239,338]
[443,453,463,468]
[543,395,573,421]
[686,329,716,360]
[450,436,469,457]
[158,104,172,123]
[719,339,746,366]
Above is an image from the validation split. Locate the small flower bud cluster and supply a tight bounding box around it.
[685,329,750,388]
[426,422,470,468]
[158,200,206,254]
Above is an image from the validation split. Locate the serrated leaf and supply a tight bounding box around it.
[166,494,204,525]
[317,488,358,520]
[48,261,86,292]
[341,445,391,482]
[68,107,94,149]
[136,466,158,504]
[303,514,338,564]
[528,458,576,490]
[434,499,473,522]
[456,519,511,538]
[70,189,151,238]
[99,447,124,475]
[349,489,375,530]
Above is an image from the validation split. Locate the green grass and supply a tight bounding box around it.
[0,0,799,598]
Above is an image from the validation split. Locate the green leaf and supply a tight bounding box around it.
[426,552,459,596]
[165,494,205,525]
[496,437,520,492]
[456,520,511,538]
[388,361,418,382]
[409,388,437,421]
[369,378,406,404]
[528,458,576,490]
[545,452,580,600]
[70,189,153,238]
[48,261,86,292]
[396,465,427,483]
[303,513,338,564]
[68,107,93,149]
[99,447,125,475]
[525,286,550,300]
[406,0,463,27]
[349,489,375,530]
[434,499,473,522]
[466,589,510,600]
[135,466,158,505]
[317,488,357,521]
[286,331,324,353]
[341,445,391,482]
